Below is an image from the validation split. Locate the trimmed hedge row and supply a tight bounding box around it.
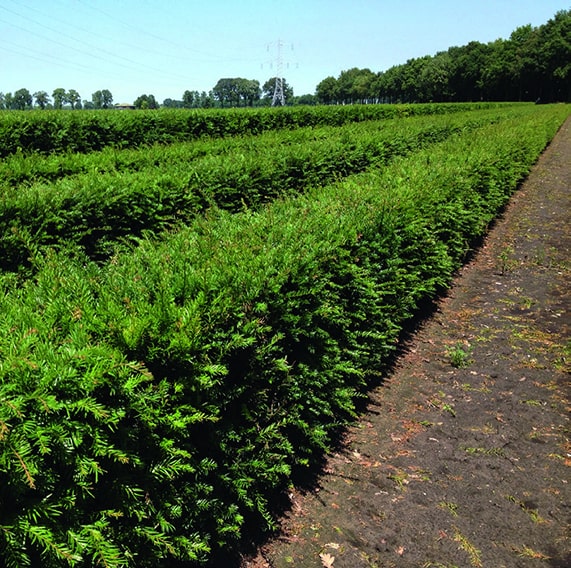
[0,102,503,157]
[0,107,509,190]
[0,109,506,274]
[0,104,568,566]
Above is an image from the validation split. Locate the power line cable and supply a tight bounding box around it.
[74,0,262,63]
[0,4,193,82]
[6,0,219,63]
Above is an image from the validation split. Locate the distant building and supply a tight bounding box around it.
[114,103,136,110]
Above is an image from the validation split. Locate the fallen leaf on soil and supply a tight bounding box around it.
[319,552,335,567]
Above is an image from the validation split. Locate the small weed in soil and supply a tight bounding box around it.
[446,342,472,368]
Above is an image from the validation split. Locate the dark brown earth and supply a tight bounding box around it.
[240,115,571,568]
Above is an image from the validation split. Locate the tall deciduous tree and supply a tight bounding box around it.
[34,91,50,109]
[134,94,158,109]
[182,90,197,108]
[66,89,81,109]
[3,92,14,109]
[92,89,113,109]
[419,52,453,102]
[238,78,261,106]
[52,88,66,109]
[13,88,32,110]
[315,76,338,104]
[212,78,238,107]
[336,67,375,103]
[92,90,103,109]
[163,98,184,108]
[100,89,113,109]
[539,10,571,101]
[212,78,261,107]
[200,91,214,108]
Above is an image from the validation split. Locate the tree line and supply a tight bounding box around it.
[0,78,301,111]
[316,9,570,104]
[0,88,115,111]
[1,9,568,111]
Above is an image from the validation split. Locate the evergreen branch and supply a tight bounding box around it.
[10,445,36,489]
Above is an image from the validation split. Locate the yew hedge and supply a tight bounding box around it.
[0,109,504,274]
[0,104,568,566]
[0,102,499,157]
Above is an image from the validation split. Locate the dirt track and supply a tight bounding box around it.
[242,115,571,568]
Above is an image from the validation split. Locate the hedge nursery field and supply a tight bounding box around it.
[0,102,569,567]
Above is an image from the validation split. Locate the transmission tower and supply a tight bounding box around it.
[271,39,285,106]
[263,39,297,106]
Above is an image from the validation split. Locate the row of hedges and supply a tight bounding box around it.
[0,102,505,157]
[0,104,567,566]
[0,108,507,274]
[0,107,510,190]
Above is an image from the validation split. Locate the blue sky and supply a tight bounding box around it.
[0,0,568,104]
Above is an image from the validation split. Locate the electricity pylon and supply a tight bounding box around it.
[271,39,285,106]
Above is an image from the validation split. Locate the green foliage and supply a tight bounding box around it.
[0,103,568,566]
[0,102,496,157]
[447,342,473,368]
[0,106,525,274]
[318,9,571,103]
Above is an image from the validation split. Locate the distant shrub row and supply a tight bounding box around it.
[0,102,503,156]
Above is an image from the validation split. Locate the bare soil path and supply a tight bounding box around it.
[242,115,571,568]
